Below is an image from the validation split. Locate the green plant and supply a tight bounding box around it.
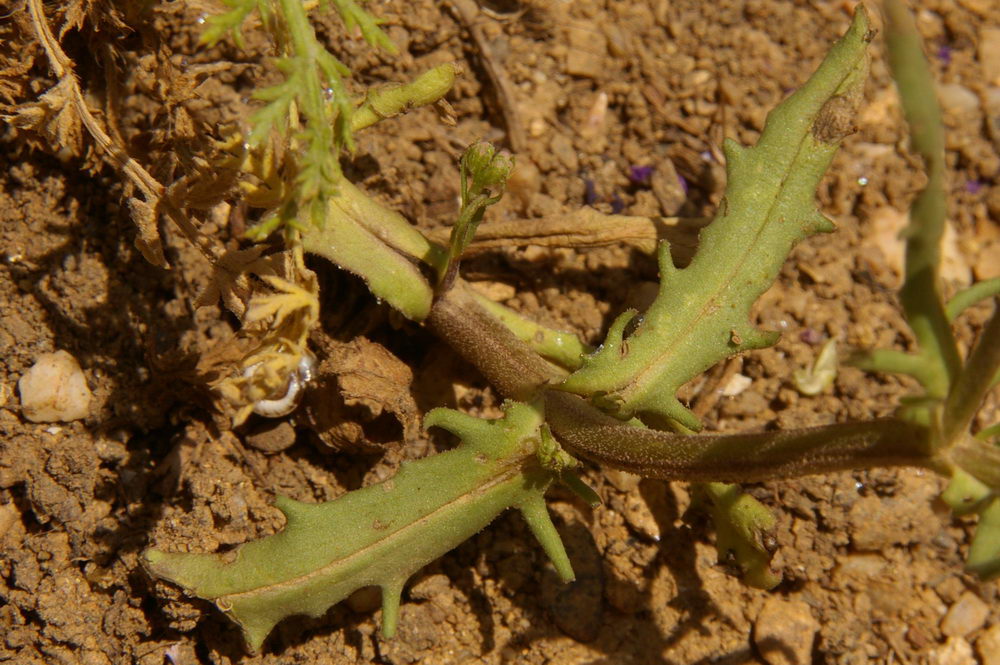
[14,0,999,656]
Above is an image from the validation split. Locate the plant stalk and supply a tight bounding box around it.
[427,283,562,400]
[950,436,1000,491]
[427,283,941,483]
[884,0,962,396]
[942,299,1000,444]
[545,391,938,483]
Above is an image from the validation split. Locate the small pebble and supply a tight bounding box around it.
[721,373,753,397]
[753,597,818,665]
[0,502,18,541]
[929,637,976,665]
[649,157,686,216]
[504,160,541,210]
[984,87,1000,149]
[604,468,641,492]
[619,488,661,542]
[976,624,1000,665]
[937,83,980,116]
[940,591,989,638]
[565,47,603,79]
[18,350,91,422]
[980,27,1000,85]
[550,133,578,172]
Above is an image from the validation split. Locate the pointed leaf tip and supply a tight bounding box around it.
[519,495,574,582]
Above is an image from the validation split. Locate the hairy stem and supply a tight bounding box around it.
[545,391,937,482]
[427,282,940,482]
[947,278,1000,321]
[427,283,562,400]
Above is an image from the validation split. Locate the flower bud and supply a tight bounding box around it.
[461,141,514,196]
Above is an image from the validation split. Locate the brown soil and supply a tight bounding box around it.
[2,1,999,664]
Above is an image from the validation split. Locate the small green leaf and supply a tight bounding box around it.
[977,423,1000,442]
[461,141,515,202]
[331,0,397,54]
[352,64,459,132]
[199,0,258,47]
[941,469,993,515]
[537,424,578,472]
[438,142,514,289]
[560,471,602,508]
[518,494,574,583]
[883,0,961,398]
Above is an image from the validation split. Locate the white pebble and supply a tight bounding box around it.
[18,351,92,423]
[720,373,753,397]
[930,637,976,665]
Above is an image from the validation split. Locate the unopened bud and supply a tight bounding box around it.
[461,141,514,196]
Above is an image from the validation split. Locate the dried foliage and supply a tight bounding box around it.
[2,0,332,422]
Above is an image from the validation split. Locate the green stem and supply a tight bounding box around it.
[700,482,781,589]
[426,284,942,484]
[278,0,337,156]
[848,348,939,387]
[472,292,590,370]
[942,299,1000,444]
[947,278,1000,321]
[351,64,458,132]
[884,0,962,397]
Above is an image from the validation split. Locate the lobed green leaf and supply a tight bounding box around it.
[557,8,872,430]
[144,402,571,653]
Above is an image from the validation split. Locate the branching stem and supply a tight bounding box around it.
[427,281,941,483]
